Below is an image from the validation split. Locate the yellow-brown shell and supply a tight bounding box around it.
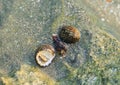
[35,44,55,67]
[58,26,80,43]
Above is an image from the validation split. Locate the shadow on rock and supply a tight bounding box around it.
[79,29,92,61]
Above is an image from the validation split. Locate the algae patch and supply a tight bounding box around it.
[90,28,120,69]
[1,64,57,85]
[58,28,120,85]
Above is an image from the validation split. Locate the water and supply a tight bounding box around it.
[0,0,120,85]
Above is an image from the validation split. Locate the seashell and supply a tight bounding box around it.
[52,34,67,57]
[58,26,80,43]
[35,44,55,67]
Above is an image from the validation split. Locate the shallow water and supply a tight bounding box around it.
[0,0,120,85]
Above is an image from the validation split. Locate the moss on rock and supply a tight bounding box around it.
[58,28,120,85]
[1,64,58,85]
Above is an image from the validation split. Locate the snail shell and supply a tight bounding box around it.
[35,44,55,67]
[58,26,80,43]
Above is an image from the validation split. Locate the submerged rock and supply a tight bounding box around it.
[1,64,57,85]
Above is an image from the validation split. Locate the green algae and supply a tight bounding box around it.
[90,28,120,69]
[58,28,120,85]
[1,64,58,85]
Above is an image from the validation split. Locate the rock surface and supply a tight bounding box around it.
[0,0,120,85]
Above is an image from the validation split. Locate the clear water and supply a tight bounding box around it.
[0,0,120,85]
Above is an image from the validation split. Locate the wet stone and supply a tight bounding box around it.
[0,40,2,47]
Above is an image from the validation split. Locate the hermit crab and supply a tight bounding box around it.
[35,44,55,67]
[52,34,68,57]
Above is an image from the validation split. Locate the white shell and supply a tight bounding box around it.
[36,45,55,67]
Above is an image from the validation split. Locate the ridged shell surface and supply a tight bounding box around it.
[35,44,55,67]
[58,26,80,43]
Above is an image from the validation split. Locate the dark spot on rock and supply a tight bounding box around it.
[8,63,20,77]
[0,40,2,47]
[80,29,92,61]
[0,15,3,27]
[3,53,11,62]
[0,78,4,85]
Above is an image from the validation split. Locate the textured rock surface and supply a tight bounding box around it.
[0,0,120,85]
[1,64,57,85]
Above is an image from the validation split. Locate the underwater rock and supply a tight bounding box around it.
[1,64,57,85]
[58,26,80,44]
[52,34,68,57]
[35,44,55,67]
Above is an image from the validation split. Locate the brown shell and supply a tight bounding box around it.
[35,44,55,67]
[58,26,80,43]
